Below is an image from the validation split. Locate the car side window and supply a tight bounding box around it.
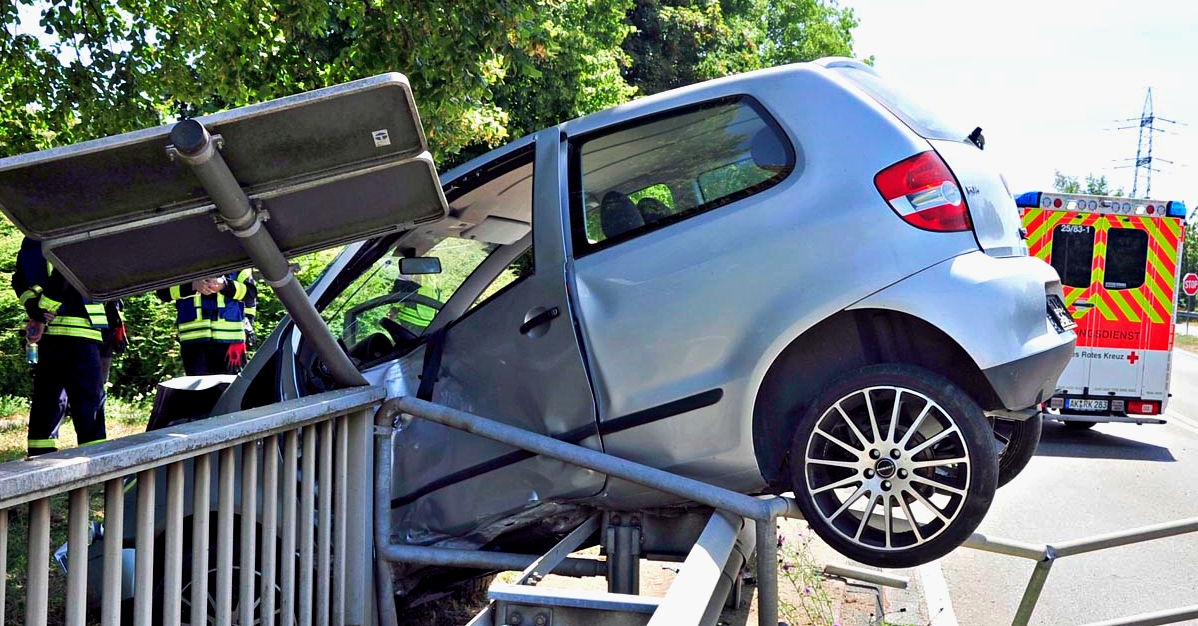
[570,96,794,254]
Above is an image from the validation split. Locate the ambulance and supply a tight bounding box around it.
[1016,191,1188,428]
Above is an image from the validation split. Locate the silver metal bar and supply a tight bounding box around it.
[823,563,909,589]
[134,469,156,626]
[163,462,185,626]
[376,543,607,576]
[514,513,601,585]
[191,454,212,626]
[282,429,299,626]
[701,516,756,626]
[333,417,348,626]
[755,519,779,626]
[168,119,366,387]
[372,411,400,626]
[103,478,124,626]
[0,387,384,510]
[387,397,776,521]
[217,447,236,626]
[0,508,7,622]
[647,511,740,626]
[606,515,641,595]
[962,532,1050,561]
[300,424,317,626]
[1052,517,1198,558]
[487,584,661,613]
[241,442,260,626]
[344,408,375,626]
[66,488,90,626]
[1077,605,1198,626]
[317,421,334,626]
[261,436,279,626]
[1011,558,1055,626]
[27,497,50,626]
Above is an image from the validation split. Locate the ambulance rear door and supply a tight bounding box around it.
[1026,205,1094,395]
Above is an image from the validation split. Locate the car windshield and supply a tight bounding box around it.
[321,236,497,345]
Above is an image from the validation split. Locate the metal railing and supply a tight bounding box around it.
[0,386,383,626]
[372,396,803,626]
[960,518,1198,626]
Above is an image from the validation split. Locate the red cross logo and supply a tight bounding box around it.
[1127,351,1140,365]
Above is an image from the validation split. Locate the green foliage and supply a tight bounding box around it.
[623,0,861,96]
[1053,170,1125,197]
[0,0,862,399]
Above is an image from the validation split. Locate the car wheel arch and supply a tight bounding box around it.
[749,307,1001,490]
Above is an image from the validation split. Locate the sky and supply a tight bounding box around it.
[842,0,1198,207]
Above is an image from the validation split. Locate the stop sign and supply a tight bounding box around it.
[1184,273,1198,297]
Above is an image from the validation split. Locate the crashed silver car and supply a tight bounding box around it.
[30,56,1074,610]
[198,56,1075,575]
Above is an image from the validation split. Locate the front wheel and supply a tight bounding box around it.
[789,364,998,569]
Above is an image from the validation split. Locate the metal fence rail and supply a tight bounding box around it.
[0,386,383,626]
[961,517,1198,626]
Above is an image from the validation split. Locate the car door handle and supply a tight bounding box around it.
[520,307,560,335]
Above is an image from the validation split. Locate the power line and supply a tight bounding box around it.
[1109,88,1186,198]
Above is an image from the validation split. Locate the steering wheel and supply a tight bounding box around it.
[379,317,418,347]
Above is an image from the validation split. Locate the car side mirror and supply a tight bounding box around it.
[399,257,442,275]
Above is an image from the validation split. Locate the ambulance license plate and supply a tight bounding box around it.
[1047,295,1077,331]
[1066,399,1109,411]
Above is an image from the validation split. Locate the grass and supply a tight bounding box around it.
[1175,334,1198,351]
[2,395,150,625]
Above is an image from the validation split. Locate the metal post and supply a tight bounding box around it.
[0,508,7,623]
[167,119,366,387]
[300,425,317,626]
[317,421,334,626]
[261,437,279,626]
[102,479,125,626]
[1012,557,1055,626]
[66,488,90,626]
[605,514,641,595]
[134,470,156,626]
[163,463,185,626]
[755,518,779,626]
[241,443,260,626]
[27,498,50,626]
[344,408,374,626]
[191,455,212,626]
[217,448,236,626]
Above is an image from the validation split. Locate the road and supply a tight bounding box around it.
[938,348,1198,626]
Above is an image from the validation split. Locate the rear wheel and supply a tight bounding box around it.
[993,414,1042,488]
[789,364,998,569]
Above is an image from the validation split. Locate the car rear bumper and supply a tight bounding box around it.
[982,339,1074,410]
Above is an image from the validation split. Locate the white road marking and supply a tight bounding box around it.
[917,560,959,626]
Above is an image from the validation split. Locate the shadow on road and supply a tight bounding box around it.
[1034,422,1176,462]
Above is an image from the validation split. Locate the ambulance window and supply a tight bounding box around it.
[1104,228,1148,290]
[1050,224,1095,288]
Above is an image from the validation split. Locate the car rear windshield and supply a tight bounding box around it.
[1104,228,1148,290]
[832,65,967,142]
[1050,224,1095,289]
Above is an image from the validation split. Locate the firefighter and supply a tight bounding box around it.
[157,270,256,376]
[391,276,441,330]
[12,237,112,456]
[238,268,258,349]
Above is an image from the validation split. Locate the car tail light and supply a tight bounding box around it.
[1129,400,1160,415]
[874,151,972,232]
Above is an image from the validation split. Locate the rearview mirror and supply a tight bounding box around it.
[400,257,442,275]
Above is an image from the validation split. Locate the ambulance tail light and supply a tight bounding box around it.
[875,151,972,232]
[1049,397,1065,409]
[1129,400,1161,415]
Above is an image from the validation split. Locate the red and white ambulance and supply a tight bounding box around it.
[1016,191,1188,428]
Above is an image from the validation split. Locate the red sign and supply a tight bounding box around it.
[1184,273,1198,297]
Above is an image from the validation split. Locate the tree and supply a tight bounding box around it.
[0,0,864,399]
[622,0,861,96]
[1052,170,1124,197]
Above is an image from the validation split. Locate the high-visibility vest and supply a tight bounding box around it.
[18,254,107,342]
[166,273,250,344]
[395,284,441,329]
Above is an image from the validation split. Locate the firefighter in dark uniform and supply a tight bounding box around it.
[238,268,258,349]
[13,237,113,456]
[157,270,256,375]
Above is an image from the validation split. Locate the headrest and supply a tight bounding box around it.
[637,197,672,224]
[599,191,644,239]
[750,128,789,173]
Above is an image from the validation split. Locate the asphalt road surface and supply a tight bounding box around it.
[938,349,1198,626]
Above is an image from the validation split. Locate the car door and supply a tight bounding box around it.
[387,129,605,542]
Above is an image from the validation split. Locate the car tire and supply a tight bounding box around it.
[788,363,998,569]
[992,414,1042,488]
[1063,420,1097,431]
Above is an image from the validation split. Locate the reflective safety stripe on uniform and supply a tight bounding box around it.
[210,319,246,342]
[27,438,57,449]
[85,303,109,328]
[45,315,103,341]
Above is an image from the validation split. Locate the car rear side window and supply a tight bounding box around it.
[569,96,794,255]
[1050,224,1095,289]
[1104,228,1148,290]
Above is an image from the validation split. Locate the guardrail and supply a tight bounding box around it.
[0,386,383,626]
[961,518,1198,626]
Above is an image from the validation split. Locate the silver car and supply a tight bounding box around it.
[181,56,1075,581]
